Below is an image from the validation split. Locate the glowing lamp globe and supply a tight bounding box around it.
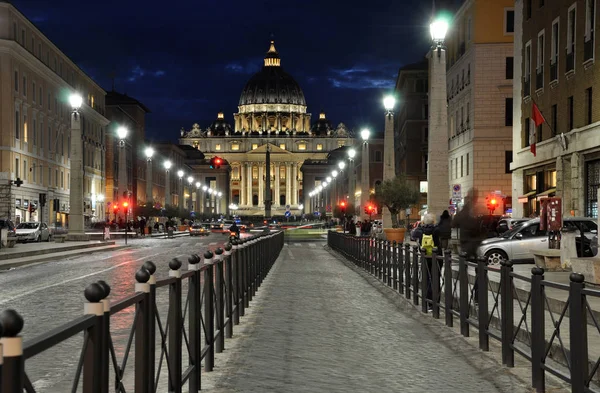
[361,129,370,141]
[383,95,396,111]
[116,126,128,140]
[69,94,83,110]
[164,160,172,170]
[430,19,449,43]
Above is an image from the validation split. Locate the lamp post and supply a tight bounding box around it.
[331,170,338,205]
[67,93,87,238]
[187,176,194,212]
[382,95,396,230]
[360,129,370,219]
[164,160,172,206]
[229,203,238,217]
[116,126,129,224]
[217,191,223,215]
[145,147,154,204]
[347,148,356,211]
[202,185,208,215]
[195,181,201,214]
[428,17,450,216]
[177,170,184,209]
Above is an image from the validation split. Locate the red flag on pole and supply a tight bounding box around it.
[530,102,545,157]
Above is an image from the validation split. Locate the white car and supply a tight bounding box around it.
[16,222,51,242]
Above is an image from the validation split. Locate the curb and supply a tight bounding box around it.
[0,245,131,270]
[0,241,117,261]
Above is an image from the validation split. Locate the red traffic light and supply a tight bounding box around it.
[490,198,497,205]
[113,204,118,211]
[123,202,129,208]
[215,158,222,164]
[340,201,346,207]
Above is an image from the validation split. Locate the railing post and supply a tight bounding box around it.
[431,248,440,319]
[530,267,545,392]
[224,244,234,339]
[187,254,201,392]
[242,239,250,308]
[142,261,156,393]
[459,253,469,337]
[134,268,151,393]
[203,251,215,372]
[97,280,112,393]
[167,259,182,393]
[405,244,411,298]
[412,245,419,305]
[420,250,428,313]
[386,241,392,287]
[444,250,453,327]
[214,248,225,354]
[0,310,24,393]
[392,241,398,290]
[477,257,489,351]
[500,260,515,367]
[232,240,242,321]
[379,239,384,280]
[569,272,588,393]
[82,283,105,393]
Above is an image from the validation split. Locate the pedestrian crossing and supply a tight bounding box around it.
[286,242,318,248]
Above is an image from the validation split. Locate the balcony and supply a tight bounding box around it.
[536,67,544,90]
[550,61,557,82]
[524,77,531,97]
[566,49,575,73]
[584,37,594,62]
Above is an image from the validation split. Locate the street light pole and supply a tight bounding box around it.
[117,126,128,224]
[347,148,356,211]
[360,129,370,220]
[177,170,184,210]
[164,160,172,206]
[67,93,87,239]
[145,147,154,204]
[382,95,396,229]
[428,18,450,216]
[187,176,194,212]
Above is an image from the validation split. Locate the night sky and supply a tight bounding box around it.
[12,0,460,142]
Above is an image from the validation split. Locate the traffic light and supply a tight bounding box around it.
[339,201,347,214]
[123,201,129,209]
[365,204,375,215]
[113,204,119,214]
[210,156,223,169]
[486,196,498,213]
[39,193,47,207]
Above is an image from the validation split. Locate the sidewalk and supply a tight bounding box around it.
[205,244,535,393]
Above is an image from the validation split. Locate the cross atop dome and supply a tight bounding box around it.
[264,40,281,67]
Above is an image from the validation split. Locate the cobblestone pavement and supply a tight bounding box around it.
[206,243,538,393]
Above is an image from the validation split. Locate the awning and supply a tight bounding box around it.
[536,188,556,200]
[518,190,536,203]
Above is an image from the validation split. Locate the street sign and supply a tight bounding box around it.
[326,205,332,212]
[452,184,461,200]
[284,211,291,218]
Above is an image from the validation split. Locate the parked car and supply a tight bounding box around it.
[15,222,51,242]
[189,224,210,236]
[477,217,598,265]
[0,218,17,239]
[496,218,529,234]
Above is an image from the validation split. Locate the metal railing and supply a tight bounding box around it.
[0,231,284,393]
[328,231,600,393]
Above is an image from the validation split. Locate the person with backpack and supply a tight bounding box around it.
[413,213,441,311]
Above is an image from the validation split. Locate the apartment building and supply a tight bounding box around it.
[394,59,429,212]
[445,0,514,215]
[0,2,109,226]
[512,0,600,219]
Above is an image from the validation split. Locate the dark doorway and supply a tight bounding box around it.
[280,195,286,206]
[252,194,259,206]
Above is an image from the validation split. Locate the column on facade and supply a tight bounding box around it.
[258,164,264,207]
[240,163,246,206]
[286,163,292,206]
[247,164,253,206]
[292,163,298,206]
[272,162,279,206]
[251,113,255,132]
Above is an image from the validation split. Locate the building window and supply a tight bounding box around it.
[21,29,25,45]
[23,114,27,143]
[568,96,574,130]
[505,8,515,33]
[467,17,472,42]
[15,109,19,139]
[450,159,453,180]
[298,143,306,151]
[526,0,532,19]
[33,118,36,146]
[32,81,36,102]
[567,4,576,72]
[61,171,64,188]
[48,126,52,149]
[460,155,464,177]
[39,86,43,106]
[524,117,531,147]
[15,158,19,178]
[22,76,26,96]
[40,120,43,148]
[14,71,18,92]
[525,41,532,95]
[455,158,458,179]
[551,104,558,136]
[587,87,593,125]
[506,57,514,79]
[231,143,239,151]
[505,98,513,126]
[279,143,286,150]
[32,164,36,184]
[375,151,382,162]
[215,144,221,151]
[316,143,323,151]
[551,18,560,81]
[505,151,513,174]
[466,153,470,176]
[536,30,545,90]
[466,102,470,126]
[585,0,595,61]
[252,143,258,150]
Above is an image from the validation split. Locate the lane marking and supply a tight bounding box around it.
[308,243,316,248]
[287,248,295,260]
[209,242,217,246]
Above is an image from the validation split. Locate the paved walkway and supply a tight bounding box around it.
[206,243,535,392]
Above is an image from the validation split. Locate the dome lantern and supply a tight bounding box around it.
[264,40,281,67]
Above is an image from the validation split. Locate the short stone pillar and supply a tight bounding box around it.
[561,227,578,269]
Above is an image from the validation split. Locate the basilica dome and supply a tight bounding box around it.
[238,41,306,107]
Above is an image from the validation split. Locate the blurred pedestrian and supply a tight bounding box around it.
[413,213,441,311]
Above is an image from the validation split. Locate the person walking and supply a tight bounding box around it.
[437,210,452,250]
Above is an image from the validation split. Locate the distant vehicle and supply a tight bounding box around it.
[477,217,598,265]
[496,218,529,234]
[189,224,209,236]
[16,222,51,242]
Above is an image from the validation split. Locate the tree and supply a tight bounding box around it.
[375,176,420,228]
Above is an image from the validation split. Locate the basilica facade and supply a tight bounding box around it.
[179,41,357,216]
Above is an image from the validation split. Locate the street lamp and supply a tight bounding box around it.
[338,161,346,170]
[346,148,356,210]
[187,176,194,211]
[115,125,129,226]
[360,128,370,219]
[145,147,154,204]
[177,170,184,209]
[67,93,86,238]
[427,16,450,216]
[164,160,172,206]
[383,95,396,114]
[382,95,397,231]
